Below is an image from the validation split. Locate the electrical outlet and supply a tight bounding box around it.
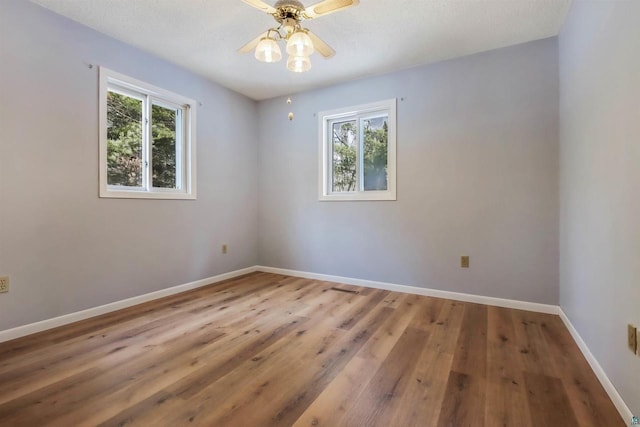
[461,256,469,268]
[222,244,228,254]
[628,324,637,354]
[0,276,9,293]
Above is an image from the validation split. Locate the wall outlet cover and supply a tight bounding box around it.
[628,324,637,354]
[461,256,470,268]
[0,276,8,293]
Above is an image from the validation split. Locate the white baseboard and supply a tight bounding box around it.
[0,266,258,344]
[558,309,633,424]
[0,265,557,344]
[255,266,559,315]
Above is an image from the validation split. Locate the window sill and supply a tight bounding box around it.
[100,189,196,200]
[319,191,396,202]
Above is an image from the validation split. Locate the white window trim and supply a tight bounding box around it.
[318,98,397,201]
[99,67,197,200]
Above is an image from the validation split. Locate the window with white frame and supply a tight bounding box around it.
[99,67,196,199]
[319,99,396,201]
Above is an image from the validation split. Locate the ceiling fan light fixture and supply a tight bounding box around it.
[240,0,354,72]
[255,37,282,63]
[287,54,311,73]
[286,30,314,57]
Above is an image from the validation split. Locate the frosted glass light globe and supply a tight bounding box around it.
[255,37,282,63]
[287,55,311,73]
[286,31,314,57]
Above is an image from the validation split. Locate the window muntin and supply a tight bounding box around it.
[99,67,196,199]
[320,99,396,201]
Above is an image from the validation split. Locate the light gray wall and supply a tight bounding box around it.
[257,38,560,304]
[559,0,640,416]
[0,0,259,330]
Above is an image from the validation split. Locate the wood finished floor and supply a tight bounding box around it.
[0,272,623,426]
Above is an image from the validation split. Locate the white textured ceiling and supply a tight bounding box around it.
[30,0,571,100]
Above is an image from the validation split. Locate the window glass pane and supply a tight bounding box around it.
[151,103,179,189]
[331,120,358,192]
[106,91,143,187]
[363,115,388,191]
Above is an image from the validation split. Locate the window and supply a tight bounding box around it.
[319,99,396,201]
[99,67,196,199]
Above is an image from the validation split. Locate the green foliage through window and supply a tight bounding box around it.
[363,116,388,191]
[106,92,143,187]
[332,120,357,192]
[330,115,388,193]
[151,104,178,189]
[106,90,182,190]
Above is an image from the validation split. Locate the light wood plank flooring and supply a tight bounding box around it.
[0,272,624,426]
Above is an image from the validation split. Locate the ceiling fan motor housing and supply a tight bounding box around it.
[274,0,306,10]
[273,0,307,23]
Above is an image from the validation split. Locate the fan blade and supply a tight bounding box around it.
[241,0,277,14]
[307,30,335,58]
[238,31,268,54]
[303,0,359,19]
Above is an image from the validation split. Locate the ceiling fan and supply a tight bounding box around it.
[238,0,360,72]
